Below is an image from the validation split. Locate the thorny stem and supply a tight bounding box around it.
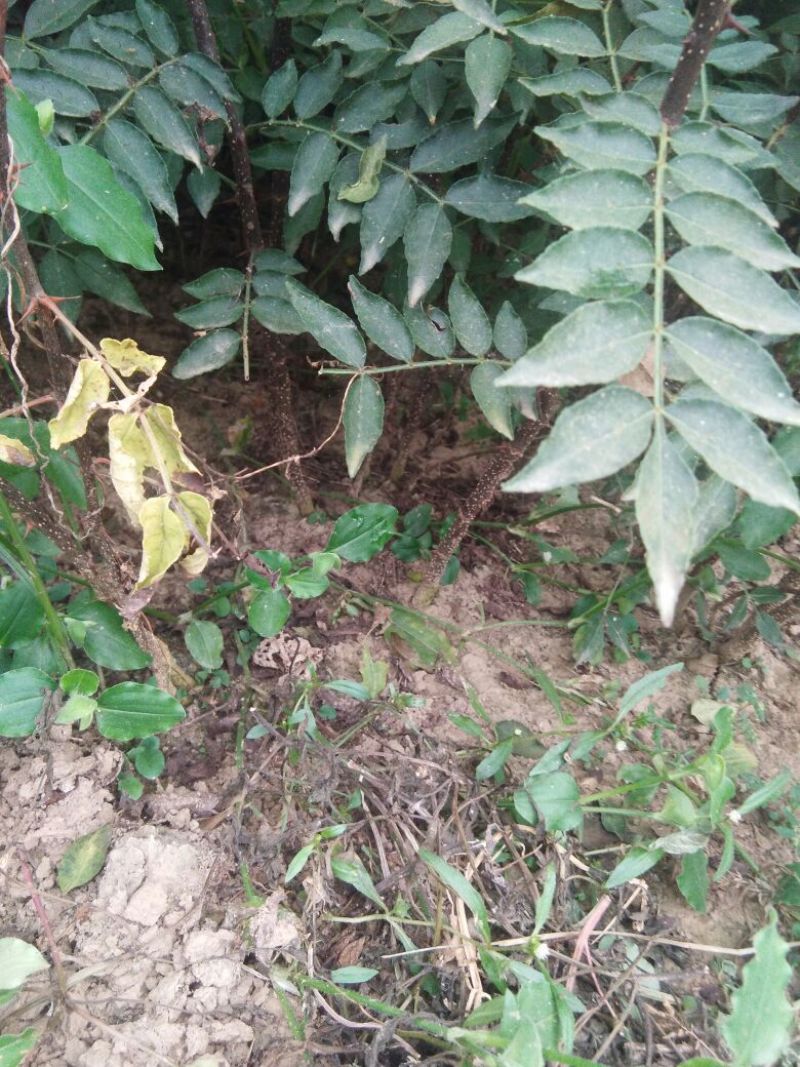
[602,1,622,93]
[660,0,730,127]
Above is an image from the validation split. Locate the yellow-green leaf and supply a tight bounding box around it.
[108,412,151,525]
[142,404,198,474]
[57,825,112,893]
[48,359,109,448]
[100,337,166,378]
[176,490,213,576]
[136,495,187,588]
[0,434,35,467]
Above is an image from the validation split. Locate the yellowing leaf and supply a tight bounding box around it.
[108,412,151,525]
[48,359,109,448]
[136,495,187,588]
[143,404,198,474]
[176,490,213,576]
[100,337,166,377]
[0,434,35,467]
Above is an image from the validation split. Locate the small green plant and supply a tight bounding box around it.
[0,937,50,1066]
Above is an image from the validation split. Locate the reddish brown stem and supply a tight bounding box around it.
[660,0,730,127]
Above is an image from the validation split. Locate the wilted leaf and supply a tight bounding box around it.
[0,435,35,467]
[136,495,187,587]
[0,937,49,988]
[100,337,165,378]
[108,412,150,525]
[48,359,109,449]
[57,825,111,893]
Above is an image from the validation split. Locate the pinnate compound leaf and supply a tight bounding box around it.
[404,204,452,308]
[511,16,605,57]
[582,91,661,136]
[262,58,297,118]
[471,364,515,440]
[348,277,413,363]
[288,132,339,217]
[58,145,160,271]
[516,228,652,300]
[185,619,223,669]
[521,170,652,231]
[48,359,109,449]
[184,268,245,299]
[137,495,187,587]
[57,825,111,893]
[172,329,241,379]
[536,121,656,175]
[499,300,651,388]
[404,303,454,359]
[444,173,534,223]
[666,399,800,515]
[503,387,653,493]
[248,588,291,637]
[12,69,99,117]
[721,912,793,1067]
[344,376,384,479]
[143,404,198,475]
[43,46,127,90]
[635,425,698,627]
[667,248,800,335]
[465,35,511,127]
[0,937,49,988]
[666,194,800,272]
[96,681,185,740]
[25,0,101,38]
[286,280,366,368]
[449,275,492,356]
[397,12,482,66]
[100,337,165,378]
[187,167,221,218]
[359,173,416,274]
[174,296,242,329]
[334,82,406,135]
[0,668,54,738]
[326,503,398,562]
[667,318,800,426]
[6,87,68,214]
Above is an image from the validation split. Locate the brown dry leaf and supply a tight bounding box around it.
[617,343,655,396]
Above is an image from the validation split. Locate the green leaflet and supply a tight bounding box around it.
[521,170,652,231]
[516,228,653,300]
[344,376,385,478]
[287,131,339,217]
[397,12,483,66]
[666,193,800,271]
[286,280,366,368]
[510,16,605,57]
[404,204,453,308]
[348,277,414,363]
[465,35,511,127]
[359,172,416,275]
[448,275,492,356]
[535,121,656,175]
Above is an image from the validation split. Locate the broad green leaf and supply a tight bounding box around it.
[404,303,454,359]
[0,938,48,989]
[248,588,291,637]
[348,277,413,363]
[493,301,527,360]
[285,280,366,368]
[133,85,202,169]
[100,337,164,377]
[338,137,386,205]
[449,275,491,356]
[667,399,800,514]
[262,58,297,118]
[404,204,453,308]
[606,846,664,889]
[668,247,800,335]
[511,16,605,57]
[0,1028,40,1065]
[736,499,795,550]
[712,91,798,129]
[184,619,224,669]
[294,51,342,119]
[0,668,54,737]
[130,735,164,779]
[344,376,384,479]
[57,825,111,893]
[359,172,416,274]
[420,848,489,940]
[60,668,99,697]
[331,853,383,908]
[471,363,515,439]
[95,681,185,740]
[667,318,800,426]
[42,47,127,89]
[721,912,792,1067]
[74,251,149,316]
[671,121,771,168]
[0,435,35,467]
[636,424,698,626]
[326,503,398,562]
[58,145,160,271]
[314,20,388,52]
[334,82,406,135]
[160,64,225,118]
[172,329,241,378]
[520,68,612,98]
[251,297,304,335]
[708,40,777,73]
[69,596,151,670]
[582,91,661,136]
[536,121,656,175]
[410,115,516,174]
[13,70,97,118]
[39,248,81,322]
[88,22,154,67]
[48,359,109,449]
[503,386,653,493]
[135,0,179,55]
[452,0,506,33]
[692,475,737,555]
[465,35,511,127]
[444,172,534,223]
[666,193,800,272]
[137,495,186,587]
[668,154,777,227]
[410,60,447,124]
[187,167,221,218]
[183,268,245,299]
[287,131,339,217]
[717,541,770,582]
[24,0,101,37]
[6,87,68,214]
[516,228,653,300]
[521,170,652,231]
[103,120,178,223]
[525,771,582,832]
[397,12,482,66]
[175,296,243,329]
[499,300,651,387]
[0,582,44,647]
